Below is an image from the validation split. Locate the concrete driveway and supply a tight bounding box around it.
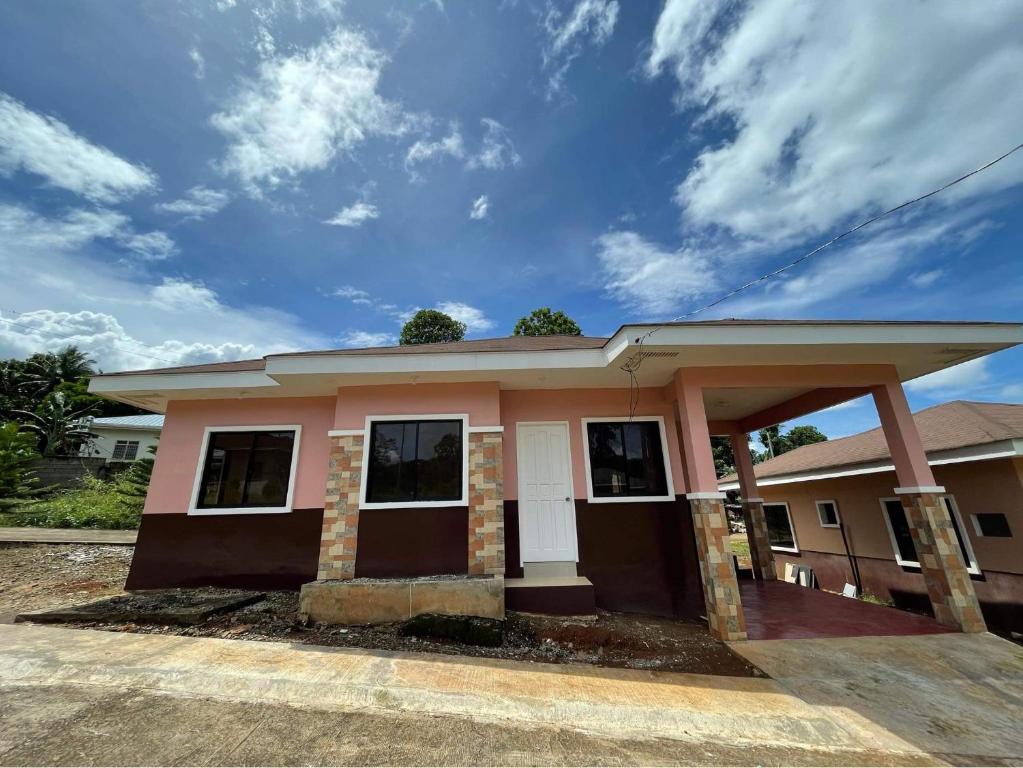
[0,624,1020,766]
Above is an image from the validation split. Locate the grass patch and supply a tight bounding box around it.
[729,537,750,559]
[8,476,141,530]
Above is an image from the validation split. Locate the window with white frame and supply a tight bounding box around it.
[763,502,799,553]
[582,417,673,502]
[192,427,299,513]
[363,417,467,507]
[816,499,840,528]
[972,512,1012,538]
[111,440,139,461]
[880,496,980,574]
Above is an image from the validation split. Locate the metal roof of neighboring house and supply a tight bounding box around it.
[722,401,1023,483]
[89,414,165,430]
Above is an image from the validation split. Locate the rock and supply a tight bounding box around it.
[400,613,504,647]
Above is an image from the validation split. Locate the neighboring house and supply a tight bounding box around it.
[88,320,1023,641]
[720,401,1023,633]
[80,414,164,463]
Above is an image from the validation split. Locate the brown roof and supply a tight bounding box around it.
[727,401,1023,481]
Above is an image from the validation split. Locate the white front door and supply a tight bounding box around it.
[517,422,578,562]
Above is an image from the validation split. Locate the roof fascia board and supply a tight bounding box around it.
[89,371,279,394]
[263,348,610,377]
[718,439,1021,489]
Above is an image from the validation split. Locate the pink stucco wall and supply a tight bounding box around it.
[500,388,687,500]
[333,382,501,429]
[144,397,336,515]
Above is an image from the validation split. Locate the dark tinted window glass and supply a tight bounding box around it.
[764,503,795,549]
[366,420,462,503]
[941,498,975,568]
[884,500,918,563]
[974,513,1012,537]
[586,421,668,498]
[817,501,839,526]
[198,430,295,509]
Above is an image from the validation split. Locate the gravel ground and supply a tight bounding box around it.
[0,543,132,621]
[2,542,759,676]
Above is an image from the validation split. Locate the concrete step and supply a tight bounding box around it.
[505,576,596,616]
[522,561,578,578]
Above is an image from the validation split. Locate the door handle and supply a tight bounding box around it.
[565,497,571,502]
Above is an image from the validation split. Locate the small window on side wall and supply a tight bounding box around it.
[880,497,980,574]
[816,500,840,528]
[365,419,464,505]
[972,513,1012,538]
[583,419,671,501]
[112,440,140,461]
[763,502,798,553]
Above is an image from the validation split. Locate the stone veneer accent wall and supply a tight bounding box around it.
[741,500,776,581]
[690,496,747,641]
[317,434,364,580]
[900,491,987,632]
[468,430,505,576]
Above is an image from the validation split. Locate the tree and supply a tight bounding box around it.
[15,391,97,456]
[399,309,466,345]
[115,445,156,511]
[785,425,828,450]
[513,307,581,337]
[0,422,44,506]
[21,345,96,398]
[755,423,828,462]
[711,436,736,478]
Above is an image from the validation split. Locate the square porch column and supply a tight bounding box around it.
[872,381,986,632]
[730,432,776,581]
[675,372,747,641]
[317,432,364,580]
[468,429,505,576]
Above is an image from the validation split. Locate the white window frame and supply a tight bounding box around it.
[763,500,799,553]
[815,499,841,528]
[879,496,980,575]
[359,414,470,510]
[580,416,676,504]
[188,425,302,516]
[112,440,140,461]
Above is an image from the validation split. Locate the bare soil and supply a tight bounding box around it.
[2,542,759,677]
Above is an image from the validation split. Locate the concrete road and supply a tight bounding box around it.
[0,624,1018,766]
[0,527,136,545]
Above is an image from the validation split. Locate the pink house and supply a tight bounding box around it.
[89,320,1022,641]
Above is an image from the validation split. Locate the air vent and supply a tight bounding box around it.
[634,351,680,359]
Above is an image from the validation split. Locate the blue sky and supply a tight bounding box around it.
[0,0,1021,439]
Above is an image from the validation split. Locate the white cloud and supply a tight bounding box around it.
[189,47,205,79]
[906,357,990,394]
[0,92,158,204]
[337,330,396,348]
[1000,383,1023,399]
[333,285,372,304]
[323,200,379,227]
[0,203,176,262]
[405,123,465,175]
[909,269,944,288]
[467,118,521,171]
[211,27,415,194]
[542,0,619,99]
[647,1,1023,244]
[469,195,490,220]
[434,301,495,333]
[154,186,231,220]
[595,230,718,316]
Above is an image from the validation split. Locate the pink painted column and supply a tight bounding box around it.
[871,382,986,632]
[730,432,776,581]
[674,371,746,641]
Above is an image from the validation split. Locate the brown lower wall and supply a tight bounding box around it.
[775,549,1023,634]
[125,509,324,590]
[504,497,705,620]
[354,507,468,578]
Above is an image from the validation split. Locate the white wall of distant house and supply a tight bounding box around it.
[82,427,161,462]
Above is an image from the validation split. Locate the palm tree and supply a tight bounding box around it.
[15,392,97,456]
[21,345,96,398]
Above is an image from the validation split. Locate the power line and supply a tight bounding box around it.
[0,311,184,367]
[638,141,1023,342]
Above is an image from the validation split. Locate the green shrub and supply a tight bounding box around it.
[10,475,142,529]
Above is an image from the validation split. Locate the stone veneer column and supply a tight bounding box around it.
[467,430,505,576]
[317,433,364,580]
[689,494,747,642]
[740,499,776,581]
[900,490,986,633]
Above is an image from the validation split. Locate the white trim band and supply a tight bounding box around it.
[686,492,727,500]
[328,429,365,437]
[894,486,946,495]
[468,426,504,433]
[743,497,765,503]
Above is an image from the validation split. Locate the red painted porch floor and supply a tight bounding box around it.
[739,580,957,640]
